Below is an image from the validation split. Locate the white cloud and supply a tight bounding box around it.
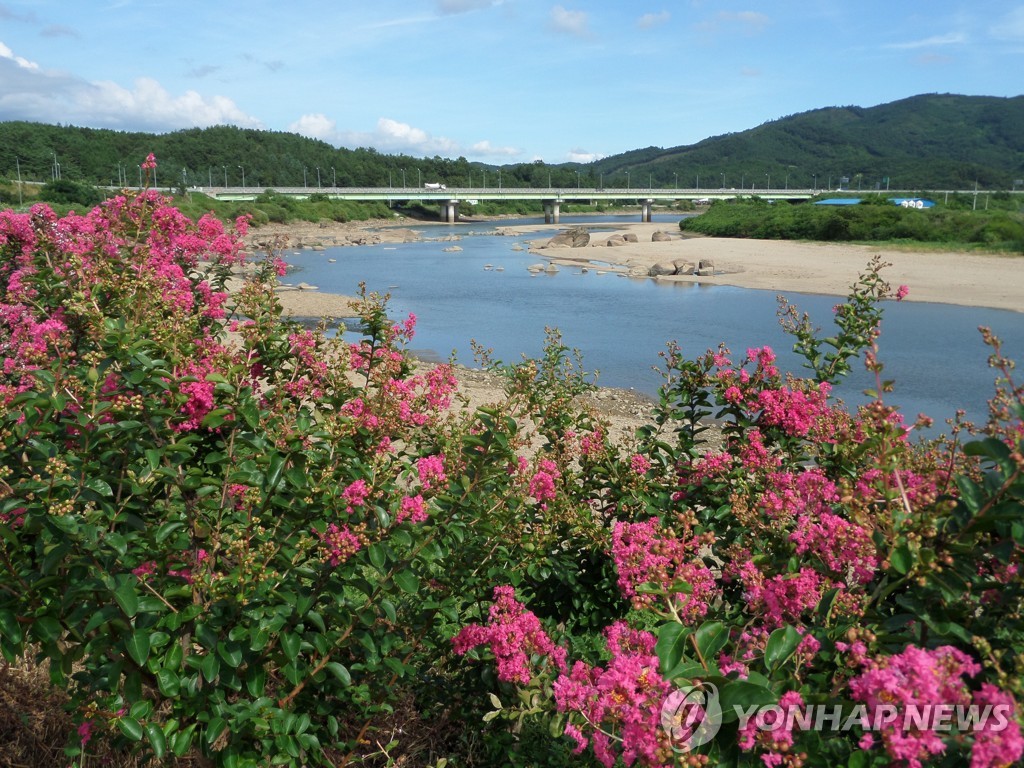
[288,113,338,141]
[0,40,261,131]
[566,148,604,163]
[470,139,520,157]
[323,117,462,156]
[886,32,966,49]
[637,11,670,29]
[0,41,40,70]
[549,5,591,38]
[990,7,1024,41]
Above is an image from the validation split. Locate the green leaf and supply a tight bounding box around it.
[694,621,728,661]
[719,680,777,721]
[200,653,220,683]
[218,642,243,668]
[281,632,301,661]
[146,722,167,759]
[125,632,151,666]
[890,544,914,575]
[116,716,144,742]
[955,476,985,515]
[764,626,802,673]
[155,521,186,544]
[170,724,196,756]
[113,581,139,618]
[325,662,351,686]
[368,543,387,572]
[656,622,691,675]
[85,477,113,497]
[393,570,420,594]
[0,609,22,643]
[156,668,180,697]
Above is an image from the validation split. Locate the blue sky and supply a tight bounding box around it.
[1,1,1022,164]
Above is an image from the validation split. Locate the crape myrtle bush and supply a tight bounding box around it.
[454,267,1024,766]
[0,154,1022,768]
[0,158,620,766]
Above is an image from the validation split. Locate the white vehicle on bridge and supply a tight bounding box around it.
[423,182,447,190]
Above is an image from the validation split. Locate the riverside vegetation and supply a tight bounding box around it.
[680,197,1024,253]
[0,158,1022,767]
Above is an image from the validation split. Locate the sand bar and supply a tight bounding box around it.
[514,221,1024,314]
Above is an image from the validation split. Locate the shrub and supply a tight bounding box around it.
[1,159,1021,768]
[454,269,1024,767]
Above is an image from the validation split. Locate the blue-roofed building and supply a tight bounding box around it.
[890,198,936,209]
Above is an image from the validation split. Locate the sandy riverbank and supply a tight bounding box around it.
[510,221,1024,313]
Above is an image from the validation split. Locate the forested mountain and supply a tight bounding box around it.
[1,93,1021,191]
[593,94,1024,191]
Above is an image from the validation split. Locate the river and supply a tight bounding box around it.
[282,214,1023,432]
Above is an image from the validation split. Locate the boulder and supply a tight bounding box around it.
[627,266,650,278]
[673,259,695,275]
[649,260,678,277]
[696,259,716,276]
[546,227,590,248]
[442,245,463,252]
[528,263,545,272]
[623,233,639,243]
[604,234,628,247]
[652,230,673,242]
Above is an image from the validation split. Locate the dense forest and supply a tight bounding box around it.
[1,94,1023,193]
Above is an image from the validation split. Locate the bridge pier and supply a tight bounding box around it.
[442,200,459,223]
[543,200,561,224]
[641,199,654,222]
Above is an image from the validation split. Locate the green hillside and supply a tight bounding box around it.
[1,93,1022,191]
[593,94,1024,191]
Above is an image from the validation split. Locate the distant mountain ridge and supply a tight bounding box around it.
[591,94,1024,190]
[1,93,1021,191]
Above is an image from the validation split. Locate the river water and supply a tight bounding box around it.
[282,214,1023,431]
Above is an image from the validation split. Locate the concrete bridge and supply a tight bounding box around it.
[197,186,817,223]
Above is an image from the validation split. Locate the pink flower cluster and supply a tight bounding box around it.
[850,645,1023,768]
[738,690,806,765]
[452,586,567,685]
[317,523,362,567]
[396,493,428,524]
[611,518,719,622]
[734,563,823,630]
[552,622,672,767]
[528,458,561,504]
[417,454,447,490]
[341,479,370,513]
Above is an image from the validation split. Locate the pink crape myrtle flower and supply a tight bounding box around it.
[341,479,370,513]
[611,518,719,622]
[396,494,428,524]
[848,645,1017,768]
[417,454,447,490]
[452,586,567,684]
[317,523,362,566]
[552,622,673,767]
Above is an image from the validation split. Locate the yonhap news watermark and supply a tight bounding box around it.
[660,682,1015,752]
